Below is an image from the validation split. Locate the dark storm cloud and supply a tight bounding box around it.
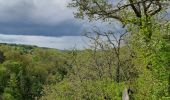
[0,20,82,36]
[0,0,83,36]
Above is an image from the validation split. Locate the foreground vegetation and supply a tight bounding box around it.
[0,33,169,99]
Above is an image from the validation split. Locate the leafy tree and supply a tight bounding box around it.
[69,0,170,99]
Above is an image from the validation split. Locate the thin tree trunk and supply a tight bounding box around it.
[122,88,129,100]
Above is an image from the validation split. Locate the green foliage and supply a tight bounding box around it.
[126,17,170,99]
[41,79,125,100]
[2,92,15,100]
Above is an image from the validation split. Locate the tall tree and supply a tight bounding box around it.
[69,0,169,82]
[69,0,170,98]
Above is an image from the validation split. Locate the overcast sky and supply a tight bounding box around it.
[0,0,169,49]
[0,0,90,49]
[0,0,84,36]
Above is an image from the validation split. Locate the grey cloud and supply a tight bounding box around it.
[0,0,83,36]
[0,20,82,36]
[0,0,73,24]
